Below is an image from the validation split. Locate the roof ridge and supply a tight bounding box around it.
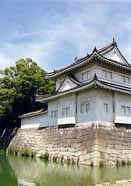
[45,40,131,79]
[98,43,115,54]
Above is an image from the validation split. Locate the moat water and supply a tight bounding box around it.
[1,154,131,186]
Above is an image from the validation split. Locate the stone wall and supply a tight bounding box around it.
[95,126,131,165]
[7,125,131,166]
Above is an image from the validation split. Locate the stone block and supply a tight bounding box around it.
[7,126,131,166]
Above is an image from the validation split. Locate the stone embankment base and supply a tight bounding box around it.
[7,125,131,166]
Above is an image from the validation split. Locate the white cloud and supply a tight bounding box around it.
[0,53,12,69]
[0,41,56,69]
[1,1,131,71]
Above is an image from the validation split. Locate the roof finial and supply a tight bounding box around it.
[113,37,117,46]
[74,56,77,61]
[93,46,97,53]
[94,73,98,80]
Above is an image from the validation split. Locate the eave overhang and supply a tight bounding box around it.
[45,53,94,79]
[19,109,48,119]
[46,51,131,80]
[95,52,131,70]
[38,75,131,102]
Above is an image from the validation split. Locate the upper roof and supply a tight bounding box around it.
[45,39,131,79]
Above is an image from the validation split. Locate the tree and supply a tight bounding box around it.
[0,58,55,127]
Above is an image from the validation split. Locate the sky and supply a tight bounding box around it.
[0,0,131,71]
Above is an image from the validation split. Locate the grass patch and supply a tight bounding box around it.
[121,160,126,166]
[90,161,94,167]
[116,159,120,167]
[19,149,36,157]
[127,160,131,165]
[39,152,49,160]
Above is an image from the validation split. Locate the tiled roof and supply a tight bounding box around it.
[38,74,131,102]
[45,39,131,79]
[19,109,48,118]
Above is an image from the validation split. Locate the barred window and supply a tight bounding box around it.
[121,106,126,115]
[86,103,89,112]
[122,105,131,115]
[123,76,130,84]
[80,103,84,113]
[103,70,112,79]
[81,71,90,81]
[80,102,90,113]
[104,103,109,112]
[51,110,58,118]
[62,107,70,117]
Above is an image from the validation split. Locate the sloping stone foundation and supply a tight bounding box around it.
[7,125,131,166]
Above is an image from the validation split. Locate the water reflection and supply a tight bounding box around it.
[18,179,36,186]
[6,155,131,186]
[0,154,17,186]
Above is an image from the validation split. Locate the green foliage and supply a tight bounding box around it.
[0,58,55,126]
[99,160,104,167]
[127,160,131,165]
[116,160,120,166]
[121,160,126,166]
[20,148,36,157]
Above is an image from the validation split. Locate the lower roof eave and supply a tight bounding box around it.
[38,82,95,102]
[38,79,131,103]
[19,110,48,119]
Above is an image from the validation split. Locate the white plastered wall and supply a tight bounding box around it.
[77,89,97,124]
[21,89,131,128]
[48,99,59,126]
[74,66,96,82]
[21,113,49,129]
[95,66,131,87]
[57,94,76,125]
[115,92,131,116]
[95,89,114,123]
[76,89,114,126]
[48,94,76,126]
[114,92,131,124]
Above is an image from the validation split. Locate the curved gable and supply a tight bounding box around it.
[58,76,78,92]
[102,47,128,65]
